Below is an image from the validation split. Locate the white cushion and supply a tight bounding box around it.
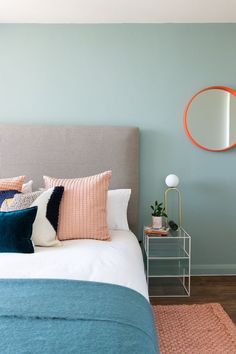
[22,180,33,193]
[107,189,131,230]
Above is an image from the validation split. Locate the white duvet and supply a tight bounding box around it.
[0,230,148,299]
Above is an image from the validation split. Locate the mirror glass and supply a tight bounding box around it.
[184,87,236,151]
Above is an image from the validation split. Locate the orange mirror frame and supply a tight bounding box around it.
[184,86,236,152]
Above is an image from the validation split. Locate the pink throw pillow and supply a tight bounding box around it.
[44,171,112,241]
[0,176,25,192]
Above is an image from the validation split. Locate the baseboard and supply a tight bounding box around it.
[191,264,236,275]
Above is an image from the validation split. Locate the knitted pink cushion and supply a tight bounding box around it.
[44,171,112,241]
[0,176,25,192]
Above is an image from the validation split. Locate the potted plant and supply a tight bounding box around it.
[150,201,168,229]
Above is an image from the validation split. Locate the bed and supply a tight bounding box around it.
[0,124,158,354]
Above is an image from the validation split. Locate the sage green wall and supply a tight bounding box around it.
[0,24,235,274]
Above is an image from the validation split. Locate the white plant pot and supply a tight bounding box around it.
[152,216,163,229]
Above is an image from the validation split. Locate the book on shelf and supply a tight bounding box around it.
[144,226,169,236]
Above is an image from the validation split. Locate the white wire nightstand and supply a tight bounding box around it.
[143,227,191,297]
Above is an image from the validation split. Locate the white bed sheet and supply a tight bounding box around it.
[0,230,148,299]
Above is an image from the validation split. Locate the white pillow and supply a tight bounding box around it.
[22,180,33,193]
[31,187,63,247]
[107,189,131,230]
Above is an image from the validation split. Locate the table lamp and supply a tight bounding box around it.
[164,174,182,230]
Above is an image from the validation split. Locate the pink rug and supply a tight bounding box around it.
[153,303,236,354]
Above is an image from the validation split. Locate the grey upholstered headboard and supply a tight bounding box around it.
[0,124,139,234]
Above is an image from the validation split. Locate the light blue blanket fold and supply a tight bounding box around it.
[0,279,159,354]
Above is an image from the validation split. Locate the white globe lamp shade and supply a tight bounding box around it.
[165,174,179,188]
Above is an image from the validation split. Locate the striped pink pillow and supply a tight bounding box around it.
[44,171,112,241]
[0,176,25,192]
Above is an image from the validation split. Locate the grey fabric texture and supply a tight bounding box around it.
[0,125,139,234]
[1,191,42,211]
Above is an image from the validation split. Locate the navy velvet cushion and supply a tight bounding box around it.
[0,207,37,253]
[0,189,20,207]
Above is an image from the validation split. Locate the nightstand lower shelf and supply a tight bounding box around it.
[148,277,190,297]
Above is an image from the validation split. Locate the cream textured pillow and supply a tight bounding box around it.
[1,191,42,212]
[44,171,112,241]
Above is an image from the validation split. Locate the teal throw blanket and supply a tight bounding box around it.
[0,279,159,354]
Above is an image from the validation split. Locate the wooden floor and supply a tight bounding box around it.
[151,276,236,324]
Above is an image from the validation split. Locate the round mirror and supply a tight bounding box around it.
[184,86,236,151]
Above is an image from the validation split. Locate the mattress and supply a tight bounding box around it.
[0,230,148,299]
